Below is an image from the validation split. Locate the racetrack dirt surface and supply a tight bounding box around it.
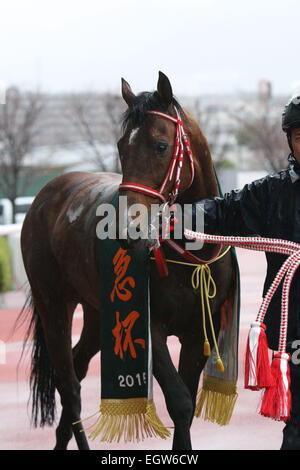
[0,248,284,450]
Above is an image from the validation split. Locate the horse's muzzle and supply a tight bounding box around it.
[117,222,158,251]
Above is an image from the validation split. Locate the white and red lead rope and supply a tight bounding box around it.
[184,230,300,353]
[184,229,300,421]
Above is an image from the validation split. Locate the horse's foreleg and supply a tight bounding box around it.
[177,338,207,423]
[177,316,221,442]
[151,325,194,450]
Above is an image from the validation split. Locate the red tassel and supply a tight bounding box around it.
[260,352,291,421]
[245,322,274,390]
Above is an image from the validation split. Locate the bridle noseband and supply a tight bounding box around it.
[118,105,222,274]
[119,106,194,204]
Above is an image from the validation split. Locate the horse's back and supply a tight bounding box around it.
[21,171,121,306]
[30,171,120,209]
[23,171,121,229]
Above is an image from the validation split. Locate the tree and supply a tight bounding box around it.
[64,92,125,173]
[100,93,125,173]
[191,98,234,167]
[231,102,289,172]
[0,87,44,222]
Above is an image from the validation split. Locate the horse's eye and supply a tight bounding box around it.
[155,141,168,155]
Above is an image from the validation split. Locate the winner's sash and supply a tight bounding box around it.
[86,199,170,443]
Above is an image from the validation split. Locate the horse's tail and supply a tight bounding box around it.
[18,292,56,427]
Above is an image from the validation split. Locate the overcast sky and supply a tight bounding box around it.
[1,0,300,97]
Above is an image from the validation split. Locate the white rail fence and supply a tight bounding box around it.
[0,224,26,291]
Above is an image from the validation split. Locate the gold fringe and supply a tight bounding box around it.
[83,398,171,443]
[195,375,238,426]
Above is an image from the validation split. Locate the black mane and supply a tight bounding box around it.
[122,91,183,134]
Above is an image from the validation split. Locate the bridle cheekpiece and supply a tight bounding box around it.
[119,107,194,205]
[118,106,222,276]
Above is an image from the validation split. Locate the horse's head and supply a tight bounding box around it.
[116,72,215,251]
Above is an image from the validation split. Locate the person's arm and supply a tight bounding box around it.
[191,176,270,237]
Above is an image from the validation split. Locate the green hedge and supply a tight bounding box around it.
[0,237,13,292]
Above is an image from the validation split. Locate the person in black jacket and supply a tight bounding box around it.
[189,96,300,450]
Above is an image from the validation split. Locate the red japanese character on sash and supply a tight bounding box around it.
[112,310,146,359]
[110,248,135,303]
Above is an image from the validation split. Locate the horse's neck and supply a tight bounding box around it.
[171,114,221,258]
[174,133,221,259]
[179,124,219,204]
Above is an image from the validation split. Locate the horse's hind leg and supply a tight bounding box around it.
[31,292,89,450]
[73,302,101,382]
[55,302,101,449]
[52,301,80,450]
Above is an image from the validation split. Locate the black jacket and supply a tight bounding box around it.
[197,164,300,350]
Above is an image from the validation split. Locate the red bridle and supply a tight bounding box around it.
[119,107,195,204]
[118,106,222,276]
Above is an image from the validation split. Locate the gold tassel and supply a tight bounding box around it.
[203,339,211,356]
[83,398,170,443]
[195,375,238,426]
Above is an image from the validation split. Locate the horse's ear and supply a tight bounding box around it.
[121,78,136,107]
[157,71,173,107]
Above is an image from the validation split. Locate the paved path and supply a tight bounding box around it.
[0,249,284,450]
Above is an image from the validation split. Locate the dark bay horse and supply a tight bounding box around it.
[21,72,235,450]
